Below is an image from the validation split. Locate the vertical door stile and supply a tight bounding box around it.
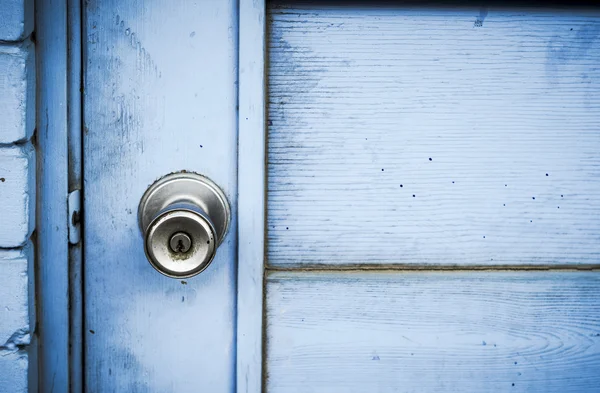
[237,1,267,392]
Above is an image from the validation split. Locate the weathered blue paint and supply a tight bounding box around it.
[267,5,600,267]
[237,1,266,392]
[0,42,35,144]
[0,1,35,391]
[67,0,83,391]
[0,246,32,393]
[83,1,238,391]
[0,145,35,247]
[264,4,600,393]
[36,0,70,392]
[0,0,33,42]
[22,3,600,392]
[266,271,600,392]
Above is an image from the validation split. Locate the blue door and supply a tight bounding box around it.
[82,1,600,392]
[83,1,238,391]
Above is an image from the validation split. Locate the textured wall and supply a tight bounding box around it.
[0,0,35,392]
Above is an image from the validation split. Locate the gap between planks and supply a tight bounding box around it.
[266,264,600,272]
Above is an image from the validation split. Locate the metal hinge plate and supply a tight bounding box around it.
[68,189,81,245]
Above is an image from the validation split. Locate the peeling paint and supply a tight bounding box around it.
[0,326,30,355]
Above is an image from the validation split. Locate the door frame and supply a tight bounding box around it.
[37,0,268,391]
[36,0,83,391]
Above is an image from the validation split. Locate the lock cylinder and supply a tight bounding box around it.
[138,173,230,278]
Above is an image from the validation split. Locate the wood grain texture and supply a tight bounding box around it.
[237,0,266,392]
[0,0,33,42]
[267,5,600,266]
[0,42,35,144]
[0,246,31,393]
[266,271,600,393]
[35,1,69,391]
[0,144,34,247]
[84,1,238,391]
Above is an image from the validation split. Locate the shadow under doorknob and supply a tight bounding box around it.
[138,172,230,278]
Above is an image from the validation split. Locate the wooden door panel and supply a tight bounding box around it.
[267,4,600,266]
[83,1,238,391]
[266,271,600,392]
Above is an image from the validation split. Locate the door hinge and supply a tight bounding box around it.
[68,189,82,245]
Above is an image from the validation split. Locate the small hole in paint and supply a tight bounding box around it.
[400,184,403,187]
[429,158,432,161]
[412,195,416,197]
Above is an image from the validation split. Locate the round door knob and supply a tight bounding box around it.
[138,173,230,278]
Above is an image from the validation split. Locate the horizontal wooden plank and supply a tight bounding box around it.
[0,43,35,143]
[267,6,600,266]
[266,271,600,392]
[0,145,35,247]
[0,0,33,41]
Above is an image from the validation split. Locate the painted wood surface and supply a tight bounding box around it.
[0,246,32,393]
[0,0,33,42]
[267,5,600,266]
[266,271,600,392]
[36,1,69,391]
[237,1,266,392]
[0,145,34,247]
[67,0,84,390]
[0,43,35,144]
[84,1,238,391]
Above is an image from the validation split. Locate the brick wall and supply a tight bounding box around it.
[0,0,35,391]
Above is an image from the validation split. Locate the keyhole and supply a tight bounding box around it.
[169,232,192,253]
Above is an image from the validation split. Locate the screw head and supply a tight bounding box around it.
[169,232,192,253]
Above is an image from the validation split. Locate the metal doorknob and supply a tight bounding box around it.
[138,172,230,278]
